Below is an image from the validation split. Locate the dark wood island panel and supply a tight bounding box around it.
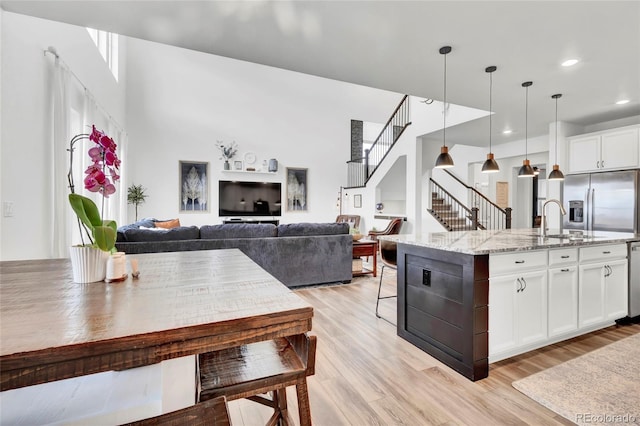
[396,243,489,381]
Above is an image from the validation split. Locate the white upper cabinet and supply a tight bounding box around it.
[567,126,639,174]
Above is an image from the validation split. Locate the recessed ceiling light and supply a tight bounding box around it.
[616,99,630,105]
[561,59,579,67]
[503,129,513,135]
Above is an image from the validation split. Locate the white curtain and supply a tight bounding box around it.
[48,54,127,258]
[48,57,72,258]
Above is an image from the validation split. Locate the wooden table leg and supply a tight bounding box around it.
[372,243,377,277]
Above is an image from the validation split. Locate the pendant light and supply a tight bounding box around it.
[518,81,535,178]
[481,65,499,173]
[435,46,454,168]
[548,94,565,180]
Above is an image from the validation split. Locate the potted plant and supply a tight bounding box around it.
[127,183,147,221]
[67,125,121,283]
[215,140,238,170]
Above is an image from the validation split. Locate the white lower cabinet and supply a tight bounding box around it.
[604,259,628,320]
[579,244,628,326]
[489,252,548,360]
[548,265,579,337]
[489,243,629,362]
[578,262,606,327]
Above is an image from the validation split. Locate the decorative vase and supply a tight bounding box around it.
[69,246,109,283]
[224,160,230,170]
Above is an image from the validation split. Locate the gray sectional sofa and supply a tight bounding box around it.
[115,221,352,288]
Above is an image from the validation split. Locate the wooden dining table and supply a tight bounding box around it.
[0,249,313,421]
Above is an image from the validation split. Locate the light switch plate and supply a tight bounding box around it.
[3,201,14,217]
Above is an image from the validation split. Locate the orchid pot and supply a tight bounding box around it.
[69,245,110,283]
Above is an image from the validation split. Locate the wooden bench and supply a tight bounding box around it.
[198,333,317,426]
[122,395,230,425]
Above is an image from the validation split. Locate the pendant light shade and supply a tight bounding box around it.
[518,81,535,178]
[435,46,454,169]
[482,153,500,173]
[482,66,500,173]
[548,94,565,181]
[436,146,454,168]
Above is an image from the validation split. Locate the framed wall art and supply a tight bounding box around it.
[286,167,308,211]
[354,194,362,208]
[234,160,243,170]
[179,161,209,212]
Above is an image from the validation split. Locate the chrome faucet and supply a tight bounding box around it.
[540,199,567,237]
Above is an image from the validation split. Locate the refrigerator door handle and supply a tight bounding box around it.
[584,188,590,231]
[590,188,595,231]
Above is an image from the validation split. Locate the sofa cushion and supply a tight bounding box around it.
[200,224,277,239]
[116,218,157,242]
[123,225,200,242]
[277,222,349,237]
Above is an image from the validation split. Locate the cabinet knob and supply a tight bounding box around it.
[561,255,570,259]
[561,268,570,272]
[515,260,525,264]
[603,251,611,254]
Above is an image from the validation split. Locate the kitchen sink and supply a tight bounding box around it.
[542,233,595,241]
[544,234,572,239]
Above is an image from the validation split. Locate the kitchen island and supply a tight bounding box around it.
[380,228,639,381]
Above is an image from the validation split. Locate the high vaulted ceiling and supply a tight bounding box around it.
[2,1,639,148]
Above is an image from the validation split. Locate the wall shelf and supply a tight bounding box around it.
[221,169,276,175]
[374,215,407,220]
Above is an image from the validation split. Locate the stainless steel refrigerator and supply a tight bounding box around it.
[562,170,640,233]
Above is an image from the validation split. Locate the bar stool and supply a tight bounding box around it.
[198,333,317,426]
[376,239,397,325]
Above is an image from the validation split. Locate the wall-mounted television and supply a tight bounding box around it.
[218,180,282,217]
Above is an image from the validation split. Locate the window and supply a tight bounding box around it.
[86,27,119,81]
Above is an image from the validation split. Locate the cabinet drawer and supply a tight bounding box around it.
[490,250,548,276]
[549,248,578,266]
[579,244,627,263]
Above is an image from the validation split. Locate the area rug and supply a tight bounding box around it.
[512,333,640,426]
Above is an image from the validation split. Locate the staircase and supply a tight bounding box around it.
[346,95,411,188]
[429,181,480,231]
[429,170,512,232]
[431,196,475,231]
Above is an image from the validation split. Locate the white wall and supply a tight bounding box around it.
[0,12,127,260]
[125,37,401,227]
[376,155,407,215]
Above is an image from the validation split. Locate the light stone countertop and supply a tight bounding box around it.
[379,228,640,255]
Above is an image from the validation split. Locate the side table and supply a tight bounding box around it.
[352,240,378,277]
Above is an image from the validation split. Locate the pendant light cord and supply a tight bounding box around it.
[489,71,493,152]
[554,96,559,164]
[443,52,447,148]
[525,84,529,159]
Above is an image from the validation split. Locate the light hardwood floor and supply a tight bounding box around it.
[229,262,640,425]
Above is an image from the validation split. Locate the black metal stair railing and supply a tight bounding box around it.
[346,95,411,188]
[441,169,512,230]
[429,178,479,231]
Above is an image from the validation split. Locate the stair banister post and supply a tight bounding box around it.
[364,148,370,180]
[505,207,512,229]
[471,207,479,230]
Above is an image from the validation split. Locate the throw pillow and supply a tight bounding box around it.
[139,226,168,232]
[154,218,181,229]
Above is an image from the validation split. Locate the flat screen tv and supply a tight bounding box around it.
[218,180,282,217]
